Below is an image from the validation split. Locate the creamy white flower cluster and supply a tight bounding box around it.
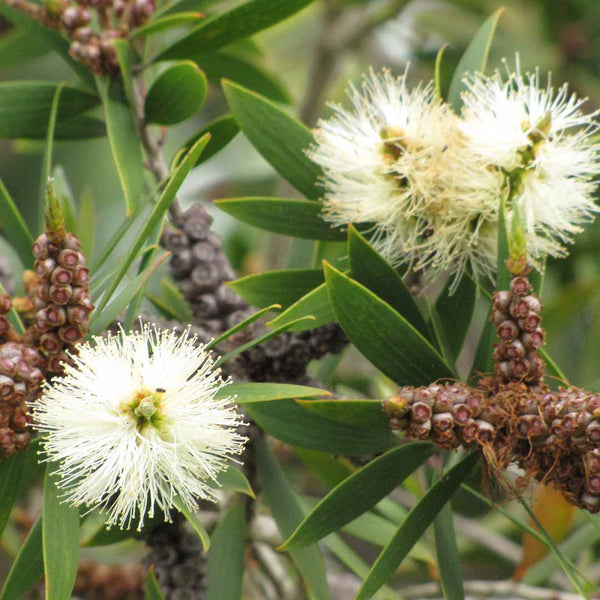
[34,324,246,530]
[307,58,600,284]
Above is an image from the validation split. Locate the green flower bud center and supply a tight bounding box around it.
[123,388,166,433]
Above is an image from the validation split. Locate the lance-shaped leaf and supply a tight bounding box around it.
[447,8,504,109]
[355,452,479,600]
[297,398,391,430]
[434,502,465,600]
[174,497,210,553]
[256,438,332,600]
[228,268,324,309]
[206,503,246,600]
[268,281,334,331]
[348,227,429,340]
[145,61,207,125]
[131,11,205,39]
[177,115,239,168]
[325,263,454,386]
[282,442,434,549]
[145,568,165,600]
[223,81,323,200]
[43,468,80,600]
[193,50,290,104]
[216,197,345,241]
[0,178,34,267]
[0,449,29,540]
[245,398,397,455]
[0,517,43,600]
[155,0,313,60]
[217,381,327,403]
[96,76,145,216]
[0,82,99,139]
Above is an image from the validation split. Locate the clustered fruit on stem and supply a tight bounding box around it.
[385,261,600,513]
[0,184,92,458]
[6,0,159,74]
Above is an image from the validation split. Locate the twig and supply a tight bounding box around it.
[397,581,585,600]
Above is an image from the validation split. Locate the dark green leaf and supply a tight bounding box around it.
[355,452,479,600]
[0,450,28,539]
[43,468,79,600]
[206,503,246,600]
[95,134,209,315]
[147,277,194,323]
[325,263,454,386]
[256,438,332,600]
[0,177,34,267]
[177,115,239,167]
[223,80,323,200]
[145,61,207,125]
[297,399,390,430]
[173,497,210,552]
[155,0,313,60]
[112,38,136,106]
[434,275,476,363]
[131,11,205,39]
[434,503,465,600]
[283,443,434,549]
[447,9,503,109]
[0,28,50,68]
[268,281,334,331]
[245,398,397,455]
[193,50,291,103]
[213,463,255,498]
[0,517,43,600]
[216,197,345,241]
[229,268,324,309]
[434,44,448,100]
[145,567,165,600]
[96,76,145,216]
[0,82,99,140]
[217,381,327,403]
[348,226,429,340]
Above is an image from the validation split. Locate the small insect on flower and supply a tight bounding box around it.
[32,323,247,530]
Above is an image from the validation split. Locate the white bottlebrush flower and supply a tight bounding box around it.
[307,68,500,281]
[461,56,600,262]
[33,324,246,530]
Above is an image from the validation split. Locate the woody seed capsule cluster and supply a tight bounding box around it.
[28,230,92,374]
[385,271,600,513]
[6,0,157,74]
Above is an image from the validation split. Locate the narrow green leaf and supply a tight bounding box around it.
[43,83,64,186]
[355,452,479,600]
[434,274,476,363]
[283,443,434,549]
[206,303,281,351]
[0,28,50,68]
[112,38,136,106]
[447,9,503,110]
[173,497,211,553]
[348,226,429,340]
[91,252,169,334]
[245,398,397,455]
[223,80,323,200]
[217,381,327,403]
[160,277,194,322]
[0,177,34,267]
[212,463,255,498]
[297,399,390,430]
[255,438,332,600]
[145,567,165,600]
[214,315,315,367]
[131,11,205,39]
[0,81,99,139]
[83,513,164,547]
[193,50,291,104]
[95,134,210,315]
[216,197,345,241]
[96,76,145,216]
[78,190,95,260]
[155,0,313,60]
[177,115,240,168]
[145,61,207,125]
[325,263,454,386]
[0,450,28,539]
[43,468,79,600]
[434,44,448,100]
[206,503,245,600]
[268,281,334,332]
[229,268,324,309]
[0,517,44,600]
[497,196,510,291]
[434,502,465,600]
